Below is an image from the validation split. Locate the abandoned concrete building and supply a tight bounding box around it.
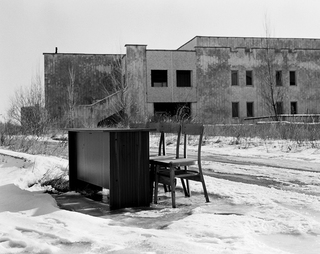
[43,36,320,127]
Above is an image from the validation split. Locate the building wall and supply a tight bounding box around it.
[43,37,320,125]
[194,36,320,49]
[195,45,320,123]
[177,37,198,50]
[44,53,123,125]
[125,45,148,122]
[146,50,197,103]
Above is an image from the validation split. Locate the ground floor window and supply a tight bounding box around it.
[232,102,239,118]
[276,101,283,115]
[290,101,298,114]
[154,102,191,120]
[246,102,254,117]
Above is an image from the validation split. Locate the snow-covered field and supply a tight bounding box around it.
[0,136,320,254]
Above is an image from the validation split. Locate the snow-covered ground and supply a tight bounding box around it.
[0,136,320,254]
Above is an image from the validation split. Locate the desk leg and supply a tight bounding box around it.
[154,165,159,204]
[149,163,155,203]
[170,165,176,208]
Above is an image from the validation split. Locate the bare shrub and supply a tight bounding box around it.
[7,72,49,135]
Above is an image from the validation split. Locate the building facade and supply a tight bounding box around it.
[44,36,320,126]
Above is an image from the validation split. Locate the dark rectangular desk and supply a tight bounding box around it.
[68,128,152,210]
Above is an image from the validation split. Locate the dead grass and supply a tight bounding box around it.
[204,122,320,148]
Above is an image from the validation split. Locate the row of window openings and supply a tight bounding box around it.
[231,70,297,86]
[151,70,191,87]
[152,70,296,88]
[232,101,298,118]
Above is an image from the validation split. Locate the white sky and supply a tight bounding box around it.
[1,0,320,119]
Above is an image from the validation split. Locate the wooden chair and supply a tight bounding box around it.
[149,122,182,194]
[153,123,209,208]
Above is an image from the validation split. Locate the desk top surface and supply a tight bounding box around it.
[68,128,156,133]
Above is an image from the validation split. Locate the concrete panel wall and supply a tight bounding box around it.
[146,50,197,103]
[177,37,198,50]
[195,47,231,123]
[195,46,320,123]
[125,45,147,122]
[196,36,320,49]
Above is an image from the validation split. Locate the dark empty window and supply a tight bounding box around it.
[151,70,167,87]
[276,101,283,115]
[246,71,253,86]
[231,70,238,86]
[290,71,296,86]
[291,102,298,114]
[246,102,254,117]
[177,70,191,87]
[276,71,282,86]
[232,102,239,118]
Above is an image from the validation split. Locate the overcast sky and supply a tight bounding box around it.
[1,0,320,120]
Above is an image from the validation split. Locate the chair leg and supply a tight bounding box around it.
[180,179,190,197]
[184,166,190,197]
[170,165,176,208]
[199,165,209,203]
[186,179,190,196]
[154,166,159,204]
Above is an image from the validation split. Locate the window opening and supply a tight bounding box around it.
[246,102,254,117]
[176,70,191,87]
[231,70,238,86]
[232,102,239,118]
[290,71,296,86]
[276,101,283,115]
[151,70,167,87]
[291,102,298,114]
[276,71,282,86]
[246,71,253,86]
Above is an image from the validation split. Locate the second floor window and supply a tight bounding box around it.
[246,71,253,86]
[276,71,282,86]
[290,71,296,86]
[177,70,192,87]
[231,70,238,86]
[151,70,167,87]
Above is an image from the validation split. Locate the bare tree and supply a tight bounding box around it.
[259,18,286,121]
[7,72,48,134]
[66,65,77,127]
[98,55,129,126]
[68,56,128,128]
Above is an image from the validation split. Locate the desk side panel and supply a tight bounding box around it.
[68,131,78,190]
[76,132,110,188]
[110,131,150,209]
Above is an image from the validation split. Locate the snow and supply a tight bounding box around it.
[1,136,320,254]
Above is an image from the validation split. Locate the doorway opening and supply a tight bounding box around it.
[154,103,191,120]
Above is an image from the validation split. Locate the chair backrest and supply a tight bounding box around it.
[146,122,162,155]
[182,123,204,162]
[158,122,181,158]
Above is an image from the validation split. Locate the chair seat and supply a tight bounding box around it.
[158,168,201,180]
[152,157,197,167]
[149,155,175,161]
